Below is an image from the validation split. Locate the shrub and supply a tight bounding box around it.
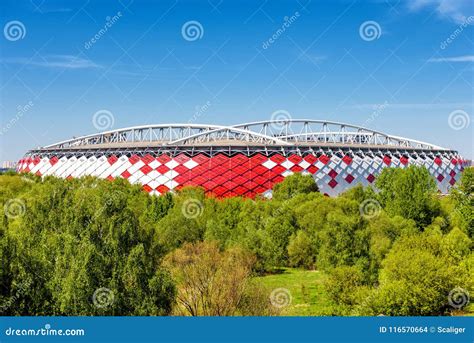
[272,173,319,201]
[163,241,275,316]
[287,230,316,269]
[324,265,369,314]
[358,230,472,316]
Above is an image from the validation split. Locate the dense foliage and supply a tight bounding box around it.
[1,166,472,316]
[1,175,176,315]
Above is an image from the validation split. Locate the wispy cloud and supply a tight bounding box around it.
[406,0,473,23]
[2,55,102,69]
[346,102,473,110]
[428,55,474,62]
[37,7,73,13]
[298,53,327,65]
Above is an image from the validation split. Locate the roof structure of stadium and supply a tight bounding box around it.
[19,119,466,197]
[38,119,448,152]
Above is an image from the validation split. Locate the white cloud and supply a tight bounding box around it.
[407,0,473,23]
[428,55,474,62]
[2,55,102,69]
[38,8,73,13]
[298,53,327,65]
[346,102,473,110]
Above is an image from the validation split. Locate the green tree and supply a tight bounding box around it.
[272,173,319,201]
[2,165,472,317]
[358,229,472,316]
[204,197,247,247]
[366,213,417,283]
[450,167,474,237]
[287,230,316,269]
[1,175,176,316]
[317,206,366,271]
[228,199,279,273]
[263,201,299,266]
[154,187,208,251]
[376,166,440,227]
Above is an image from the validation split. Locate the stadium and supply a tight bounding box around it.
[17,119,468,197]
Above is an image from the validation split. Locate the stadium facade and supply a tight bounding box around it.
[17,120,468,197]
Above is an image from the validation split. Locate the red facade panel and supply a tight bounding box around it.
[17,151,468,198]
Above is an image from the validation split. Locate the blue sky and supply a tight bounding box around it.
[0,0,473,161]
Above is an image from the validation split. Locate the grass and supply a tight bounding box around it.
[255,267,334,316]
[256,268,474,317]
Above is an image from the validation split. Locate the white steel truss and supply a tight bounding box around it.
[42,119,447,151]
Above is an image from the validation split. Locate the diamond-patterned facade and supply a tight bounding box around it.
[17,152,468,197]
